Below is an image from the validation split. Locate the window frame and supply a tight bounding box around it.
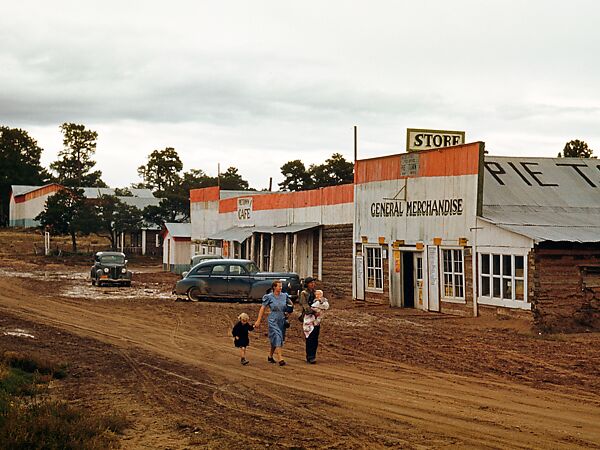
[441,247,465,302]
[478,251,530,309]
[364,244,384,293]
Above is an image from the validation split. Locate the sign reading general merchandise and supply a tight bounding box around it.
[237,197,254,226]
[406,128,465,152]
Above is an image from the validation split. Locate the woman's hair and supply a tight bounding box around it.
[238,312,249,321]
[271,280,282,289]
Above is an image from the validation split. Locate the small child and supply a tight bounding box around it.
[302,289,330,338]
[232,313,254,365]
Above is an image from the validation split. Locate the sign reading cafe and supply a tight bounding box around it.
[371,198,464,218]
[237,197,254,226]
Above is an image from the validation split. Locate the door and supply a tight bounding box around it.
[208,263,229,297]
[227,263,252,298]
[414,253,424,309]
[389,249,402,307]
[295,231,313,279]
[427,246,440,312]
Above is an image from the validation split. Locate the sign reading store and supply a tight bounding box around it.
[407,128,465,152]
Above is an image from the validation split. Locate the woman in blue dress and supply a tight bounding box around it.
[254,280,293,366]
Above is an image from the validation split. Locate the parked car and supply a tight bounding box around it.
[91,251,132,287]
[174,259,301,302]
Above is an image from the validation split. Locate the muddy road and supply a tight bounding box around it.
[1,253,600,448]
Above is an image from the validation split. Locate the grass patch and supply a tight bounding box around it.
[0,351,130,449]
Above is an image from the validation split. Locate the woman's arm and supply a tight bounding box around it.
[254,305,266,328]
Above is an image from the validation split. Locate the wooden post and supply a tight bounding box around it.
[269,233,275,272]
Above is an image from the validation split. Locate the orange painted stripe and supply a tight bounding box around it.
[14,184,62,203]
[190,186,220,203]
[218,183,354,213]
[355,142,482,184]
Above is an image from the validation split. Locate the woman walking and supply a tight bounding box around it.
[254,280,294,366]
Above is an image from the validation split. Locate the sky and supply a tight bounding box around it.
[2,1,600,190]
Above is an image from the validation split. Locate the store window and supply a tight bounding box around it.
[442,249,464,299]
[479,253,526,303]
[365,246,383,292]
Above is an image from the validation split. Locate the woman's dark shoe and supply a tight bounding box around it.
[241,358,249,365]
[278,360,286,366]
[268,356,276,364]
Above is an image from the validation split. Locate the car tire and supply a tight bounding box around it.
[124,281,131,287]
[187,287,201,302]
[92,278,96,286]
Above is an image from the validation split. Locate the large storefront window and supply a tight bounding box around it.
[365,246,383,291]
[442,249,464,299]
[479,253,526,303]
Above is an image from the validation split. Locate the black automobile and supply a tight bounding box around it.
[90,251,132,287]
[174,259,301,302]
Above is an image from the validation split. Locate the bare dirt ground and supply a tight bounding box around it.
[1,229,600,449]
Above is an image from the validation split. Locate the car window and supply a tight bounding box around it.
[229,265,248,276]
[99,255,125,264]
[211,265,228,275]
[247,262,259,274]
[190,265,211,276]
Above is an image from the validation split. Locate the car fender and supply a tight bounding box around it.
[249,280,273,300]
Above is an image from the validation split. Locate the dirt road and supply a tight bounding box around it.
[1,259,600,449]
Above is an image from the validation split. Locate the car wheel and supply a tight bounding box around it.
[91,278,96,286]
[187,287,201,302]
[125,281,131,287]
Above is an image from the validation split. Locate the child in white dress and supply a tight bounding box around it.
[302,289,329,338]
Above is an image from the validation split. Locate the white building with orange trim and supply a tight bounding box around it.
[189,184,354,298]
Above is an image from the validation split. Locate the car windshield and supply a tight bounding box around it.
[246,262,259,274]
[99,255,125,264]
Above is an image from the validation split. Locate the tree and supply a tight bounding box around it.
[558,140,594,158]
[50,123,106,187]
[219,167,249,190]
[278,160,312,191]
[96,194,144,250]
[142,197,180,228]
[0,126,49,226]
[35,188,97,252]
[137,147,183,194]
[279,153,354,191]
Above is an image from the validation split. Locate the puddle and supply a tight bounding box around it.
[61,283,173,300]
[3,328,35,339]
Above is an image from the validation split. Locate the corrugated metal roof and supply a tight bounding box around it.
[11,184,55,196]
[208,222,320,243]
[118,197,160,209]
[11,185,156,199]
[165,223,191,238]
[483,156,600,242]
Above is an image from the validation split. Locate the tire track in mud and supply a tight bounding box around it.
[2,275,600,448]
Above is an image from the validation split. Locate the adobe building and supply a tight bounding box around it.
[189,184,354,298]
[353,142,600,330]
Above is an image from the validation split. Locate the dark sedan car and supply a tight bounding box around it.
[174,259,301,302]
[90,251,132,287]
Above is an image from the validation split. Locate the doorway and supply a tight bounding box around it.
[402,252,415,307]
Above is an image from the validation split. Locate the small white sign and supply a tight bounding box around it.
[237,197,254,226]
[407,128,465,152]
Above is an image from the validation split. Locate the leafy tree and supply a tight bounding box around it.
[50,123,106,187]
[114,187,133,196]
[35,188,97,252]
[279,153,354,191]
[278,160,313,191]
[558,140,594,158]
[219,167,249,190]
[142,197,180,227]
[168,169,218,220]
[95,195,143,250]
[0,127,50,226]
[137,147,183,194]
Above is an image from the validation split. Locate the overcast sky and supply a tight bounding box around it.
[2,1,599,189]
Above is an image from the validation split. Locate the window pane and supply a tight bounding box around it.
[515,280,524,300]
[503,255,512,276]
[493,277,501,297]
[515,255,524,278]
[454,275,464,297]
[482,276,490,296]
[502,278,512,299]
[492,255,501,275]
[481,254,490,274]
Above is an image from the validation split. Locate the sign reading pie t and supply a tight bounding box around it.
[407,128,465,152]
